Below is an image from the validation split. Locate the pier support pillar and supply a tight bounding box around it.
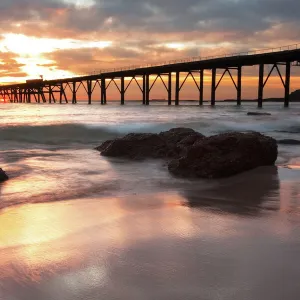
[101,79,106,105]
[59,83,63,104]
[28,89,31,103]
[237,66,242,106]
[12,89,16,103]
[145,74,150,105]
[258,64,264,108]
[72,82,77,104]
[199,69,204,106]
[49,86,52,104]
[22,90,26,103]
[37,88,41,104]
[19,89,22,103]
[41,88,46,103]
[175,71,180,106]
[284,62,291,108]
[23,90,27,103]
[87,80,92,105]
[142,75,146,105]
[15,89,18,103]
[168,72,172,105]
[211,68,216,106]
[121,77,125,105]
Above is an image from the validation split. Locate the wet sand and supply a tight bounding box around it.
[0,166,300,300]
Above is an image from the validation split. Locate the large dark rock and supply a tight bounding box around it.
[168,132,278,179]
[96,128,278,179]
[96,128,205,159]
[0,168,9,182]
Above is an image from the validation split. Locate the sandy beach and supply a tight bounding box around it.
[0,103,300,299]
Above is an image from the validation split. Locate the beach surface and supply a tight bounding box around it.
[0,102,300,299]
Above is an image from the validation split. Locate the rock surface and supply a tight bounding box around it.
[247,112,272,116]
[290,89,300,101]
[96,128,205,159]
[168,132,278,178]
[0,168,9,182]
[96,128,278,179]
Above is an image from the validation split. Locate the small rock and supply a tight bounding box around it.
[0,168,9,182]
[247,112,272,116]
[278,139,300,145]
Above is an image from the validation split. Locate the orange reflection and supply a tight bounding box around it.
[0,192,241,284]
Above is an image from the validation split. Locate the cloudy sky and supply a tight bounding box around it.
[0,0,300,99]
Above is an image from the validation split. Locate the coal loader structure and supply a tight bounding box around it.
[1,44,300,107]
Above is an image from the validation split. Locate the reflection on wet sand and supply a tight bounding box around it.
[0,167,300,300]
[279,168,300,214]
[0,193,240,285]
[182,166,280,215]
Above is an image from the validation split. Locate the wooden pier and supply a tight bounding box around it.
[1,44,300,107]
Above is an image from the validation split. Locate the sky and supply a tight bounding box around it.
[0,0,300,100]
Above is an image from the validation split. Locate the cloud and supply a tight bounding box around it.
[0,51,26,77]
[0,0,299,41]
[0,0,300,85]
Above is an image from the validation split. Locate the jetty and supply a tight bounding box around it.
[1,44,300,107]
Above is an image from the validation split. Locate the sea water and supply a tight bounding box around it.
[0,102,299,300]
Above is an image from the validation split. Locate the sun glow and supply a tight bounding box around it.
[166,43,186,50]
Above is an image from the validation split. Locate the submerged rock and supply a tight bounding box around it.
[247,112,272,116]
[0,168,9,182]
[96,128,278,179]
[278,139,300,145]
[168,132,278,178]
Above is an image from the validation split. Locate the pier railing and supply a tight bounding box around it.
[81,43,299,77]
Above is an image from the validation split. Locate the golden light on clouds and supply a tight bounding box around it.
[63,0,96,8]
[0,34,112,55]
[0,34,112,81]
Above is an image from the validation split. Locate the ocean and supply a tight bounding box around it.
[0,102,300,300]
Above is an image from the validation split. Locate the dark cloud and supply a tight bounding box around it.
[0,0,299,41]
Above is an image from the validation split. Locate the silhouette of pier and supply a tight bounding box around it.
[1,44,300,107]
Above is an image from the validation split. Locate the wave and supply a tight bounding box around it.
[0,116,300,148]
[0,124,122,147]
[0,122,207,147]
